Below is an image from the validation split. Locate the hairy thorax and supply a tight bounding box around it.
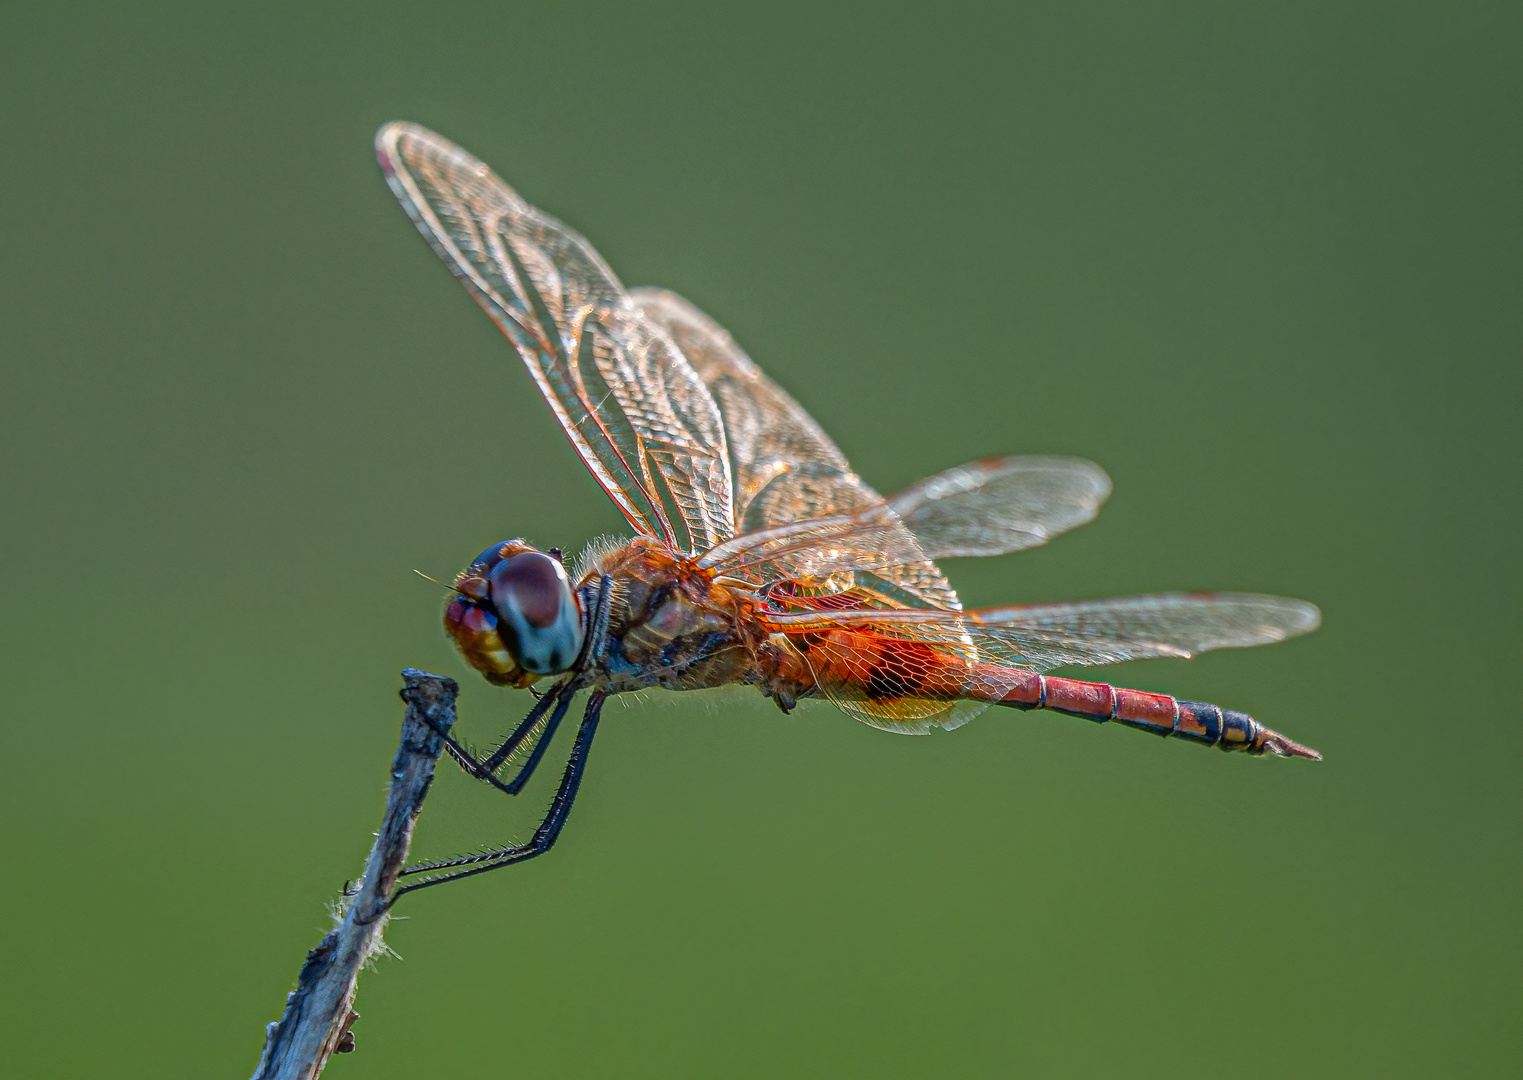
[580,538,769,695]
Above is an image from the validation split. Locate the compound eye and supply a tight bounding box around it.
[486,551,584,674]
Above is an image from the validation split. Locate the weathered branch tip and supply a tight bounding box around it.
[250,670,458,1080]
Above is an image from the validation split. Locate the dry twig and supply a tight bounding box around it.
[250,669,458,1080]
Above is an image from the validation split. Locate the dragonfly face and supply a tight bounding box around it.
[445,541,585,687]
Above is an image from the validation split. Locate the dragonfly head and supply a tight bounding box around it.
[445,540,585,687]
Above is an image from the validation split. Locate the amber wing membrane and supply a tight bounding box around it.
[764,592,1319,733]
[770,611,989,732]
[377,124,734,555]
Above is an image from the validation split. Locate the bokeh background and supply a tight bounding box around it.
[3,3,1517,1077]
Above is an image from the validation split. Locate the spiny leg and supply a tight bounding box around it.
[491,687,577,795]
[392,692,607,900]
[435,681,555,776]
[478,685,560,774]
[433,681,576,795]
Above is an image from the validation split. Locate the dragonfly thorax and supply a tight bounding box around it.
[579,538,760,695]
[445,541,585,687]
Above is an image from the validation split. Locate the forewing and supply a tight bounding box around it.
[888,456,1112,559]
[377,124,733,554]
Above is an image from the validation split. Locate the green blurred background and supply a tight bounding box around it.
[3,2,1517,1077]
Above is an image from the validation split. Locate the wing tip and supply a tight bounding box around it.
[1188,592,1323,643]
[1288,600,1322,636]
[375,119,421,165]
[1257,596,1321,641]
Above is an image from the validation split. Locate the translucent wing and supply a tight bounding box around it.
[377,124,733,554]
[888,456,1112,559]
[966,592,1322,669]
[631,288,958,610]
[770,592,1320,672]
[763,592,1319,733]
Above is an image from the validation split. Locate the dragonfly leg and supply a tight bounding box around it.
[391,692,607,900]
[996,673,1320,759]
[473,684,580,794]
[428,681,576,795]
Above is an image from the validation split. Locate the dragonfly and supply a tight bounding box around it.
[376,122,1321,897]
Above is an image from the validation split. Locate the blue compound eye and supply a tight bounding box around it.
[486,551,584,674]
